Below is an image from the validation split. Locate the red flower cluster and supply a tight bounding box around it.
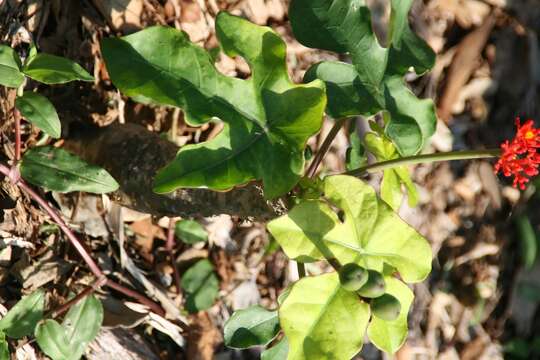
[495,118,540,189]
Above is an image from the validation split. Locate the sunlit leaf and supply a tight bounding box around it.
[267,175,431,283]
[279,273,370,360]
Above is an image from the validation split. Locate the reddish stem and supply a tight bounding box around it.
[0,163,166,317]
[13,108,22,161]
[306,118,346,178]
[48,276,107,318]
[167,218,182,294]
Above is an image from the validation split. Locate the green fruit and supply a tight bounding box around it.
[357,270,385,298]
[371,294,401,321]
[339,263,368,292]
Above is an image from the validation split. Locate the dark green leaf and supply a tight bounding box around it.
[0,332,8,360]
[291,0,436,156]
[16,92,61,138]
[23,53,94,84]
[101,13,326,198]
[0,45,25,88]
[515,215,537,269]
[224,305,280,349]
[345,121,367,171]
[261,337,289,360]
[181,259,219,313]
[20,146,119,194]
[0,289,44,339]
[175,219,208,245]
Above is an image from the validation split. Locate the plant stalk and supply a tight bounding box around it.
[306,118,346,178]
[347,149,501,177]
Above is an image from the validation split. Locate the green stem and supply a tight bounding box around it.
[347,149,501,177]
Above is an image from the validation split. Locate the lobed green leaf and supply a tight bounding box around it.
[367,277,413,354]
[101,13,326,198]
[20,146,119,194]
[267,175,431,283]
[279,273,370,360]
[290,0,436,156]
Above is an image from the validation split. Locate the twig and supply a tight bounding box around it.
[167,218,182,294]
[47,276,108,319]
[0,163,166,317]
[306,118,347,179]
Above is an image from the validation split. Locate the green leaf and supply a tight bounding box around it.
[101,13,326,199]
[175,219,208,245]
[0,45,25,88]
[515,215,537,269]
[35,295,103,360]
[16,92,61,138]
[20,146,119,194]
[23,53,94,84]
[36,320,78,360]
[224,305,280,349]
[262,337,289,360]
[181,259,219,313]
[367,277,413,354]
[0,332,9,360]
[62,294,103,350]
[279,273,370,360]
[364,132,418,210]
[0,289,44,339]
[345,121,367,171]
[290,0,436,156]
[267,175,431,283]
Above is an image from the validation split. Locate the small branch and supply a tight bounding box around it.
[47,276,107,319]
[13,108,21,161]
[0,163,166,317]
[346,149,501,177]
[306,118,347,178]
[167,218,182,294]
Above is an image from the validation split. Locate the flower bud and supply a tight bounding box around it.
[371,294,401,321]
[338,263,368,292]
[357,270,385,298]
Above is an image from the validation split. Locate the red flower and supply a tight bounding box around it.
[494,118,540,189]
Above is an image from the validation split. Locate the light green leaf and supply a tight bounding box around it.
[36,320,78,360]
[267,175,431,283]
[364,132,418,210]
[16,92,61,138]
[0,45,25,88]
[224,305,280,349]
[175,219,208,245]
[101,13,326,199]
[367,277,413,354]
[0,289,44,339]
[279,273,370,360]
[62,294,103,349]
[23,53,94,84]
[35,295,103,360]
[0,332,8,360]
[345,121,367,171]
[290,0,436,156]
[20,146,119,194]
[181,259,219,313]
[262,337,289,360]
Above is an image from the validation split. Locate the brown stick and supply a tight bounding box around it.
[166,218,182,294]
[306,118,346,178]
